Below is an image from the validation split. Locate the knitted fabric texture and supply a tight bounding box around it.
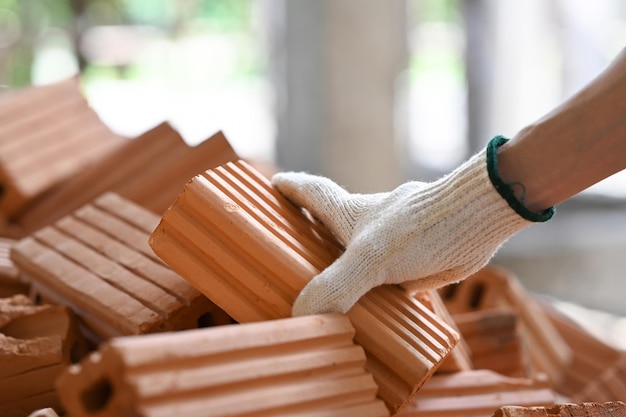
[272,136,554,316]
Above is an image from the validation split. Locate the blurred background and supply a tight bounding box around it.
[0,0,625,345]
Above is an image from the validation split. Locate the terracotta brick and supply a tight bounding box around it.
[17,123,239,233]
[542,304,626,401]
[491,401,626,417]
[0,294,85,417]
[56,313,390,417]
[0,77,127,221]
[439,266,571,384]
[575,356,626,403]
[414,290,473,373]
[10,192,229,345]
[0,237,28,297]
[149,160,460,413]
[453,308,531,377]
[397,369,557,417]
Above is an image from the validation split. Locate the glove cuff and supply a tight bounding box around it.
[486,135,555,222]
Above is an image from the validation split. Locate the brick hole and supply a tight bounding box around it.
[197,312,214,328]
[70,342,82,363]
[440,283,459,300]
[468,283,485,309]
[81,377,113,413]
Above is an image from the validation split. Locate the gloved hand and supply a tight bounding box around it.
[272,136,554,316]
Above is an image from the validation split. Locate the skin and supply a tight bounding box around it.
[497,47,626,213]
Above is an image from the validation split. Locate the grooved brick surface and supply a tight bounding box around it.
[0,77,127,220]
[10,192,224,344]
[56,313,390,417]
[149,160,460,413]
[397,369,557,416]
[17,123,238,233]
[440,266,571,384]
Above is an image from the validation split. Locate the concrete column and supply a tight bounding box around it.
[270,0,408,192]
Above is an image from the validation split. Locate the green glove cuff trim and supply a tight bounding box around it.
[486,135,555,223]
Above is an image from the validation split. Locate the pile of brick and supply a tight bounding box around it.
[0,78,624,417]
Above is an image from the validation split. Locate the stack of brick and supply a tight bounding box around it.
[0,78,127,237]
[0,79,623,416]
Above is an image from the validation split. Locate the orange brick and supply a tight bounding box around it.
[440,266,571,384]
[0,294,86,417]
[0,237,28,297]
[541,301,624,399]
[17,123,239,233]
[56,313,390,417]
[0,78,126,221]
[149,160,460,413]
[11,193,228,345]
[398,370,557,416]
[413,290,473,373]
[453,308,531,377]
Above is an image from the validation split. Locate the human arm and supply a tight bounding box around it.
[498,47,626,212]
[272,47,626,316]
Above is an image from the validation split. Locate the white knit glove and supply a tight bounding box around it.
[272,136,554,316]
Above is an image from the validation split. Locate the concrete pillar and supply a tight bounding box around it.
[270,0,408,192]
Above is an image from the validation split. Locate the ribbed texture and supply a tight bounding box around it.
[56,313,390,417]
[18,123,238,233]
[0,78,127,219]
[10,193,220,342]
[149,160,460,413]
[397,370,557,417]
[453,308,529,377]
[0,237,17,278]
[440,266,572,385]
[575,356,626,403]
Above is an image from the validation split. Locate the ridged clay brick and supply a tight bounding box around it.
[541,300,624,399]
[0,237,28,297]
[17,123,239,234]
[397,369,557,417]
[453,308,531,378]
[491,401,626,417]
[413,290,473,373]
[0,294,86,417]
[10,192,230,345]
[56,313,390,417]
[575,356,626,403]
[0,77,127,221]
[149,160,460,413]
[439,266,571,384]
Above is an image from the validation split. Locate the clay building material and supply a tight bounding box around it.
[17,123,239,234]
[0,77,127,222]
[149,160,460,413]
[10,192,229,345]
[575,356,626,403]
[396,369,557,417]
[0,294,86,417]
[541,302,626,401]
[56,313,391,417]
[0,237,28,297]
[413,289,473,373]
[491,401,626,417]
[453,308,531,377]
[439,266,571,384]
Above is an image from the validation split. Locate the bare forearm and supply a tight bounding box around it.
[497,48,626,213]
